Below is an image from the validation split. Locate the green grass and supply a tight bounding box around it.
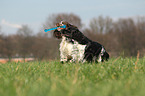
[0,57,145,96]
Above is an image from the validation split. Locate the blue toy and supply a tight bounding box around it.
[44,25,66,32]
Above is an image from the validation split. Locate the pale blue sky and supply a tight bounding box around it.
[0,0,145,35]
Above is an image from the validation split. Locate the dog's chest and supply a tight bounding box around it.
[59,37,73,54]
[60,36,86,61]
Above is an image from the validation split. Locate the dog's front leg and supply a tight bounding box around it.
[70,41,79,63]
[59,38,68,63]
[77,44,86,62]
[60,51,67,63]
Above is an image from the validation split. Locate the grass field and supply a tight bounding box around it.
[0,57,145,96]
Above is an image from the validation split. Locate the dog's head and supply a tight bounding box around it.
[53,21,76,39]
[56,21,73,29]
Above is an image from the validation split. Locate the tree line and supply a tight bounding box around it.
[0,13,145,60]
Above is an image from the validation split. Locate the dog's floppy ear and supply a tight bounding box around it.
[53,29,62,39]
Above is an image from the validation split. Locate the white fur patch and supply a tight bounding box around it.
[59,36,86,62]
[98,47,105,62]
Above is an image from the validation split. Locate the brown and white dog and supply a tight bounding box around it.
[53,21,109,63]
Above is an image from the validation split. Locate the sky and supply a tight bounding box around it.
[0,0,145,35]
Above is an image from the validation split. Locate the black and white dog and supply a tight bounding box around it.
[54,22,85,63]
[53,21,109,63]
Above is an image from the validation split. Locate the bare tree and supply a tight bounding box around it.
[0,26,4,58]
[16,25,34,59]
[134,16,145,56]
[31,36,60,60]
[17,25,33,37]
[0,26,1,34]
[0,37,4,58]
[89,16,113,34]
[112,17,145,56]
[2,36,17,60]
